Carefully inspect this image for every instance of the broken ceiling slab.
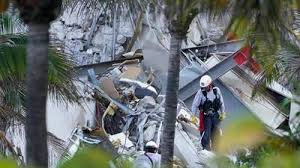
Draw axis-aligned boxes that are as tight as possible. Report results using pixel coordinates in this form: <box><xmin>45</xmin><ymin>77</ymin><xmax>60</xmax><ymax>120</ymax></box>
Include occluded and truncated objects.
<box><xmin>174</xmin><ymin>126</ymin><xmax>203</xmax><ymax>168</ymax></box>
<box><xmin>109</xmin><ymin>133</ymin><xmax>135</xmax><ymax>155</ymax></box>
<box><xmin>138</xmin><ymin>96</ymin><xmax>157</xmax><ymax>110</ymax></box>
<box><xmin>179</xmin><ymin>63</ymin><xmax>205</xmax><ymax>89</ymax></box>
<box><xmin>75</xmin><ymin>54</ymin><xmax>143</xmax><ymax>77</ymax></box>
<box><xmin>120</xmin><ymin>65</ymin><xmax>141</xmax><ymax>80</ymax></box>
<box><xmin>99</xmin><ymin>77</ymin><xmax>121</xmax><ymax>100</ymax></box>
<box><xmin>143</xmin><ymin>122</ymin><xmax>157</xmax><ymax>142</ymax></box>
<box><xmin>267</xmin><ymin>81</ymin><xmax>293</xmax><ymax>99</ymax></box>
<box><xmin>119</xmin><ymin>78</ymin><xmax>158</xmax><ymax>98</ymax></box>
<box><xmin>122</xmin><ymin>49</ymin><xmax>143</xmax><ymax>58</ymax></box>
<box><xmin>109</xmin><ymin>133</ymin><xmax>134</xmax><ymax>148</ymax></box>
<box><xmin>122</xmin><ymin>51</ymin><xmax>135</xmax><ymax>58</ymax></box>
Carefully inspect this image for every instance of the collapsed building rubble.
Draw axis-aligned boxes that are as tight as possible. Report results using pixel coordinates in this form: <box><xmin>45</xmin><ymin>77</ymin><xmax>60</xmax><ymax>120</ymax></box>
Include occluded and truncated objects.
<box><xmin>67</xmin><ymin>53</ymin><xmax>208</xmax><ymax>167</ymax></box>
<box><xmin>92</xmin><ymin>59</ymin><xmax>165</xmax><ymax>152</ymax></box>
<box><xmin>46</xmin><ymin>39</ymin><xmax>294</xmax><ymax>167</ymax></box>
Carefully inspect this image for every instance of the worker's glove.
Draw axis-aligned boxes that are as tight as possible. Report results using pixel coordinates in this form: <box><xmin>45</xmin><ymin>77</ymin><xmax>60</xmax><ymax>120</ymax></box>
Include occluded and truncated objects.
<box><xmin>219</xmin><ymin>112</ymin><xmax>226</xmax><ymax>121</ymax></box>
<box><xmin>191</xmin><ymin>116</ymin><xmax>199</xmax><ymax>125</ymax></box>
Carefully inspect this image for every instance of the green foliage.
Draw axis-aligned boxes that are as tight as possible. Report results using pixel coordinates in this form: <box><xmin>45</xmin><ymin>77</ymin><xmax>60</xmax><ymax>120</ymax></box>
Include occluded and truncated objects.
<box><xmin>198</xmin><ymin>0</ymin><xmax>300</xmax><ymax>96</ymax></box>
<box><xmin>113</xmin><ymin>155</ymin><xmax>134</xmax><ymax>168</ymax></box>
<box><xmin>0</xmin><ymin>159</ymin><xmax>18</xmax><ymax>168</ymax></box>
<box><xmin>216</xmin><ymin>116</ymin><xmax>266</xmax><ymax>154</ymax></box>
<box><xmin>47</xmin><ymin>47</ymin><xmax>79</xmax><ymax>104</ymax></box>
<box><xmin>216</xmin><ymin>98</ymin><xmax>300</xmax><ymax>167</ymax></box>
<box><xmin>60</xmin><ymin>148</ymin><xmax>113</xmax><ymax>168</ymax></box>
<box><xmin>213</xmin><ymin>155</ymin><xmax>237</xmax><ymax>168</ymax></box>
<box><xmin>0</xmin><ymin>13</ymin><xmax>79</xmax><ymax>121</ymax></box>
<box><xmin>211</xmin><ymin>116</ymin><xmax>300</xmax><ymax>168</ymax></box>
<box><xmin>0</xmin><ymin>11</ymin><xmax>26</xmax><ymax>34</ymax></box>
<box><xmin>277</xmin><ymin>43</ymin><xmax>300</xmax><ymax>92</ymax></box>
<box><xmin>259</xmin><ymin>151</ymin><xmax>300</xmax><ymax>168</ymax></box>
<box><xmin>0</xmin><ymin>34</ymin><xmax>79</xmax><ymax>116</ymax></box>
<box><xmin>164</xmin><ymin>0</ymin><xmax>199</xmax><ymax>36</ymax></box>
<box><xmin>230</xmin><ymin>133</ymin><xmax>300</xmax><ymax>168</ymax></box>
<box><xmin>58</xmin><ymin>146</ymin><xmax>134</xmax><ymax>168</ymax></box>
<box><xmin>63</xmin><ymin>0</ymin><xmax>152</xmax><ymax>18</ymax></box>
<box><xmin>0</xmin><ymin>148</ymin><xmax>133</xmax><ymax>168</ymax></box>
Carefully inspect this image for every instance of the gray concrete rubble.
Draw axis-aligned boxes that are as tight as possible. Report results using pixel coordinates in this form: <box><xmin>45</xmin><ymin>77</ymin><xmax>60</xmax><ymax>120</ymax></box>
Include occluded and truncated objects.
<box><xmin>51</xmin><ymin>42</ymin><xmax>293</xmax><ymax>167</ymax></box>
<box><xmin>50</xmin><ymin>4</ymin><xmax>135</xmax><ymax>65</ymax></box>
<box><xmin>78</xmin><ymin>40</ymin><xmax>294</xmax><ymax>167</ymax></box>
<box><xmin>74</xmin><ymin>56</ymin><xmax>216</xmax><ymax>168</ymax></box>
<box><xmin>50</xmin><ymin>2</ymin><xmax>230</xmax><ymax>66</ymax></box>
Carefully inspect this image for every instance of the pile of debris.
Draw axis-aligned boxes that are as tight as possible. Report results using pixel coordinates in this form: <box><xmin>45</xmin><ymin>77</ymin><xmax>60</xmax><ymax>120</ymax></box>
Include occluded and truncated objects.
<box><xmin>92</xmin><ymin>57</ymin><xmax>217</xmax><ymax>168</ymax></box>
<box><xmin>95</xmin><ymin>59</ymin><xmax>165</xmax><ymax>154</ymax></box>
<box><xmin>67</xmin><ymin>55</ymin><xmax>212</xmax><ymax>167</ymax></box>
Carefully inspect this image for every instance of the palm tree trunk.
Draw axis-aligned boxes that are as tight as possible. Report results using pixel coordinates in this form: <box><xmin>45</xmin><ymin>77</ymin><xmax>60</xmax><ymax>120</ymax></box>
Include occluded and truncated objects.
<box><xmin>25</xmin><ymin>23</ymin><xmax>50</xmax><ymax>167</ymax></box>
<box><xmin>161</xmin><ymin>32</ymin><xmax>183</xmax><ymax>167</ymax></box>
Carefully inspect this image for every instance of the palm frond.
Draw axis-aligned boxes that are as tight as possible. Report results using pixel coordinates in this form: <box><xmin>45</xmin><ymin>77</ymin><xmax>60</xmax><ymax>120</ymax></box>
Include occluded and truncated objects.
<box><xmin>252</xmin><ymin>41</ymin><xmax>300</xmax><ymax>97</ymax></box>
<box><xmin>0</xmin><ymin>12</ymin><xmax>26</xmax><ymax>34</ymax></box>
<box><xmin>277</xmin><ymin>43</ymin><xmax>300</xmax><ymax>92</ymax></box>
<box><xmin>48</xmin><ymin>46</ymin><xmax>80</xmax><ymax>104</ymax></box>
<box><xmin>63</xmin><ymin>0</ymin><xmax>151</xmax><ymax>16</ymax></box>
<box><xmin>0</xmin><ymin>34</ymin><xmax>79</xmax><ymax>122</ymax></box>
<box><xmin>163</xmin><ymin>0</ymin><xmax>199</xmax><ymax>35</ymax></box>
<box><xmin>197</xmin><ymin>0</ymin><xmax>300</xmax><ymax>97</ymax></box>
<box><xmin>0</xmin><ymin>130</ymin><xmax>21</xmax><ymax>161</ymax></box>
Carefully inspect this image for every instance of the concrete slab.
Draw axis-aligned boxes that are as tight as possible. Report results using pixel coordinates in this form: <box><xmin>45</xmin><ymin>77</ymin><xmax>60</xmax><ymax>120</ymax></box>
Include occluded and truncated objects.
<box><xmin>174</xmin><ymin>127</ymin><xmax>203</xmax><ymax>168</ymax></box>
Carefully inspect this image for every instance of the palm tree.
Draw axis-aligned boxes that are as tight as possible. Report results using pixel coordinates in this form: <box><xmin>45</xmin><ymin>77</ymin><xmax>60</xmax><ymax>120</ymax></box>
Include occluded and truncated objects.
<box><xmin>12</xmin><ymin>1</ymin><xmax>65</xmax><ymax>167</ymax></box>
<box><xmin>159</xmin><ymin>0</ymin><xmax>199</xmax><ymax>166</ymax></box>
<box><xmin>0</xmin><ymin>13</ymin><xmax>78</xmax><ymax>112</ymax></box>
<box><xmin>0</xmin><ymin>11</ymin><xmax>79</xmax><ymax>164</ymax></box>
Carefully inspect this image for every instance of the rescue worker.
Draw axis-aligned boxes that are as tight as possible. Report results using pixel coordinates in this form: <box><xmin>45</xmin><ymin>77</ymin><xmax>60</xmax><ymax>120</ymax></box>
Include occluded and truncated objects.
<box><xmin>134</xmin><ymin>141</ymin><xmax>161</xmax><ymax>168</ymax></box>
<box><xmin>191</xmin><ymin>75</ymin><xmax>225</xmax><ymax>151</ymax></box>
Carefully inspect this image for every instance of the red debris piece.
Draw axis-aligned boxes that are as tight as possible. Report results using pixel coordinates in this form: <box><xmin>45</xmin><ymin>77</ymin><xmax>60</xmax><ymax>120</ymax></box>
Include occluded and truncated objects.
<box><xmin>248</xmin><ymin>58</ymin><xmax>261</xmax><ymax>74</ymax></box>
<box><xmin>234</xmin><ymin>46</ymin><xmax>251</xmax><ymax>65</ymax></box>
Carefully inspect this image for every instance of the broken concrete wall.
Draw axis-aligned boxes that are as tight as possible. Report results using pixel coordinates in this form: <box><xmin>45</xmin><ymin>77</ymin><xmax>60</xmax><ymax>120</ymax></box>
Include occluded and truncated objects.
<box><xmin>50</xmin><ymin>4</ymin><xmax>134</xmax><ymax>65</ymax></box>
<box><xmin>51</xmin><ymin>2</ymin><xmax>228</xmax><ymax>68</ymax></box>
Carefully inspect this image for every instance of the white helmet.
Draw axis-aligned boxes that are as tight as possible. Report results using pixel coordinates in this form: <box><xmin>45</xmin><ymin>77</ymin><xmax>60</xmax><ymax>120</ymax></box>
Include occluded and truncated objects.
<box><xmin>145</xmin><ymin>141</ymin><xmax>158</xmax><ymax>149</ymax></box>
<box><xmin>199</xmin><ymin>75</ymin><xmax>212</xmax><ymax>88</ymax></box>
